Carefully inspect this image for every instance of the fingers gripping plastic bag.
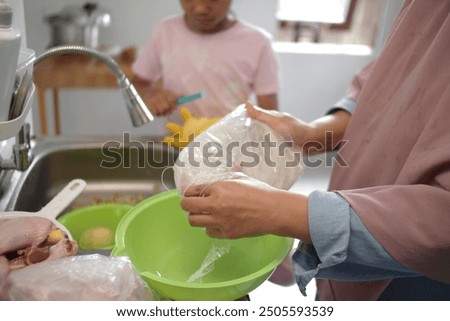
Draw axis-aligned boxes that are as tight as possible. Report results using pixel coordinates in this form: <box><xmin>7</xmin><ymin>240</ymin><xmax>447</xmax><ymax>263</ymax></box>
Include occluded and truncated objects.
<box><xmin>174</xmin><ymin>104</ymin><xmax>304</xmax><ymax>195</ymax></box>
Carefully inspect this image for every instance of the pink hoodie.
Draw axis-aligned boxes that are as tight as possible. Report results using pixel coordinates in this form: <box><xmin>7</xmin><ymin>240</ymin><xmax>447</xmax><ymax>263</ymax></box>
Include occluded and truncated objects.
<box><xmin>317</xmin><ymin>0</ymin><xmax>450</xmax><ymax>300</ymax></box>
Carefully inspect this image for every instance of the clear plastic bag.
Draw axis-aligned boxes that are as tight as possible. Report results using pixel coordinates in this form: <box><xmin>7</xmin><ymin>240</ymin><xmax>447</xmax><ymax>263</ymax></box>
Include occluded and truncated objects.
<box><xmin>174</xmin><ymin>104</ymin><xmax>303</xmax><ymax>195</ymax></box>
<box><xmin>187</xmin><ymin>242</ymin><xmax>231</xmax><ymax>283</ymax></box>
<box><xmin>6</xmin><ymin>254</ymin><xmax>155</xmax><ymax>300</ymax></box>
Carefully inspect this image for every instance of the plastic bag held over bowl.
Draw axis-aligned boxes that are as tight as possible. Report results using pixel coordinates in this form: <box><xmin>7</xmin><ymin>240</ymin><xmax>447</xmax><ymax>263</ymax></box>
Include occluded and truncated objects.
<box><xmin>6</xmin><ymin>254</ymin><xmax>155</xmax><ymax>300</ymax></box>
<box><xmin>173</xmin><ymin>104</ymin><xmax>304</xmax><ymax>195</ymax></box>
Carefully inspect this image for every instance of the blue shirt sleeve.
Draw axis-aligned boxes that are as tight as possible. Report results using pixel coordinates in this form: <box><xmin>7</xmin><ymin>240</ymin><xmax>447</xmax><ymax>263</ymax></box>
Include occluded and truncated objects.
<box><xmin>292</xmin><ymin>191</ymin><xmax>420</xmax><ymax>296</ymax></box>
<box><xmin>327</xmin><ymin>97</ymin><xmax>357</xmax><ymax>115</ymax></box>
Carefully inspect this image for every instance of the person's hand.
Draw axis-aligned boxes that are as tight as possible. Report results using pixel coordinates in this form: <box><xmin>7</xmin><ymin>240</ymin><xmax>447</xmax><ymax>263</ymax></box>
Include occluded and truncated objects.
<box><xmin>131</xmin><ymin>76</ymin><xmax>177</xmax><ymax>116</ymax></box>
<box><xmin>180</xmin><ymin>177</ymin><xmax>311</xmax><ymax>242</ymax></box>
<box><xmin>181</xmin><ymin>177</ymin><xmax>280</xmax><ymax>239</ymax></box>
<box><xmin>245</xmin><ymin>102</ymin><xmax>318</xmax><ymax>151</ymax></box>
<box><xmin>146</xmin><ymin>90</ymin><xmax>179</xmax><ymax>116</ymax></box>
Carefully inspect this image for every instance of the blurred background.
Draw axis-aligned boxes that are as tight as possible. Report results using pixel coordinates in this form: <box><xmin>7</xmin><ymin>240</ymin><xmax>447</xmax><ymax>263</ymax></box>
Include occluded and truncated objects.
<box><xmin>23</xmin><ymin>0</ymin><xmax>403</xmax><ymax>137</ymax></box>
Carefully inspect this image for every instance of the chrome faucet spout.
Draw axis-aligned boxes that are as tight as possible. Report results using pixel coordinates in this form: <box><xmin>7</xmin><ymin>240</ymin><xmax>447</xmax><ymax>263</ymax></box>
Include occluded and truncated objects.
<box><xmin>34</xmin><ymin>45</ymin><xmax>154</xmax><ymax>127</ymax></box>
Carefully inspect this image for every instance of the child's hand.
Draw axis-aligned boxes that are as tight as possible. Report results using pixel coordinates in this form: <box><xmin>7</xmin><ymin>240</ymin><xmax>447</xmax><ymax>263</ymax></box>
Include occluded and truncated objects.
<box><xmin>146</xmin><ymin>90</ymin><xmax>179</xmax><ymax>116</ymax></box>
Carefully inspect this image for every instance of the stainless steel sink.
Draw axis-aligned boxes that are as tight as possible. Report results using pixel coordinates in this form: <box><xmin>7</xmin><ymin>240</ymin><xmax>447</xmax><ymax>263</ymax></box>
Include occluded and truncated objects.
<box><xmin>2</xmin><ymin>136</ymin><xmax>178</xmax><ymax>215</ymax></box>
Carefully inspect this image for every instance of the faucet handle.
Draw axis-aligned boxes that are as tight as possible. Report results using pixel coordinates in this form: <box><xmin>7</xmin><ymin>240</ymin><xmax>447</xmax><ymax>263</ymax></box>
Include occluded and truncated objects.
<box><xmin>12</xmin><ymin>123</ymin><xmax>33</xmax><ymax>171</ymax></box>
<box><xmin>16</xmin><ymin>122</ymin><xmax>31</xmax><ymax>145</ymax></box>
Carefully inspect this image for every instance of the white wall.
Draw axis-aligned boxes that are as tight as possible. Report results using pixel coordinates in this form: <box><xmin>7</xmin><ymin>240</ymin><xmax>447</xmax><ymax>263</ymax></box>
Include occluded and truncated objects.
<box><xmin>23</xmin><ymin>0</ymin><xmax>403</xmax><ymax>137</ymax></box>
<box><xmin>276</xmin><ymin>45</ymin><xmax>373</xmax><ymax>121</ymax></box>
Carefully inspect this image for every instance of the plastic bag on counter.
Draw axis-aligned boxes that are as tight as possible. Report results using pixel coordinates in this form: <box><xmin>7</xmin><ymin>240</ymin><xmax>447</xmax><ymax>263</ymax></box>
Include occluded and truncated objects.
<box><xmin>6</xmin><ymin>254</ymin><xmax>155</xmax><ymax>300</ymax></box>
<box><xmin>174</xmin><ymin>104</ymin><xmax>304</xmax><ymax>195</ymax></box>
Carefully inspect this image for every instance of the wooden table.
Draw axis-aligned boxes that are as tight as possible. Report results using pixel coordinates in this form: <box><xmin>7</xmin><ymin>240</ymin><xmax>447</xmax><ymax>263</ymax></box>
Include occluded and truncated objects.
<box><xmin>33</xmin><ymin>55</ymin><xmax>133</xmax><ymax>136</ymax></box>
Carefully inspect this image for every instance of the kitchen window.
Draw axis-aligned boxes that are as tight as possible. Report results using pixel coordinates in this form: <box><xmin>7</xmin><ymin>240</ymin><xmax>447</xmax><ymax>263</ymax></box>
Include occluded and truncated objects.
<box><xmin>276</xmin><ymin>0</ymin><xmax>383</xmax><ymax>48</ymax></box>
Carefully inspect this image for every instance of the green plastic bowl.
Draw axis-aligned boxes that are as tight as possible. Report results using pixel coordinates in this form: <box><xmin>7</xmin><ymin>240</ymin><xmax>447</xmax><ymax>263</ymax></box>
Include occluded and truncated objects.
<box><xmin>58</xmin><ymin>203</ymin><xmax>133</xmax><ymax>250</ymax></box>
<box><xmin>112</xmin><ymin>189</ymin><xmax>294</xmax><ymax>301</ymax></box>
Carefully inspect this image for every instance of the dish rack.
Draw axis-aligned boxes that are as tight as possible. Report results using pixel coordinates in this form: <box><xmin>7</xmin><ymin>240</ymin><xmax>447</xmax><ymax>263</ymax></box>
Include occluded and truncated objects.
<box><xmin>0</xmin><ymin>48</ymin><xmax>35</xmax><ymax>141</ymax></box>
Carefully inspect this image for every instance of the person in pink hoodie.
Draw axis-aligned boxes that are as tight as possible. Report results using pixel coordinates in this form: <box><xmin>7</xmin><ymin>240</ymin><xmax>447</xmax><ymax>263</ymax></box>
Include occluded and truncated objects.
<box><xmin>181</xmin><ymin>0</ymin><xmax>450</xmax><ymax>300</ymax></box>
<box><xmin>132</xmin><ymin>0</ymin><xmax>279</xmax><ymax>121</ymax></box>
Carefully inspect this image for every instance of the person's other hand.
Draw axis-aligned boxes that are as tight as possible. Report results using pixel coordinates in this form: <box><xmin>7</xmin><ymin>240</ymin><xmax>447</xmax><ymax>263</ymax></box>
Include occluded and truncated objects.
<box><xmin>146</xmin><ymin>90</ymin><xmax>179</xmax><ymax>116</ymax></box>
<box><xmin>181</xmin><ymin>177</ymin><xmax>279</xmax><ymax>239</ymax></box>
<box><xmin>181</xmin><ymin>177</ymin><xmax>310</xmax><ymax>242</ymax></box>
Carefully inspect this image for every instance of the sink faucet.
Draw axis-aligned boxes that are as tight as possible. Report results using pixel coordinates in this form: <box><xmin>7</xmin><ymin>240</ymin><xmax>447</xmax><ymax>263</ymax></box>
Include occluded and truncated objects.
<box><xmin>11</xmin><ymin>123</ymin><xmax>33</xmax><ymax>171</ymax></box>
<box><xmin>0</xmin><ymin>45</ymin><xmax>154</xmax><ymax>171</ymax></box>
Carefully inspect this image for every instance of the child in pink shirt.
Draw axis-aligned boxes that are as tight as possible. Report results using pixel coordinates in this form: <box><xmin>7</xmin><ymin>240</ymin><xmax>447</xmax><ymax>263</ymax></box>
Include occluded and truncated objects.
<box><xmin>132</xmin><ymin>0</ymin><xmax>279</xmax><ymax>121</ymax></box>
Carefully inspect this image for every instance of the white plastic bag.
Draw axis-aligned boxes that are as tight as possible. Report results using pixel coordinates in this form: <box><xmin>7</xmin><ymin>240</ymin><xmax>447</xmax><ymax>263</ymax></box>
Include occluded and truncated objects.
<box><xmin>174</xmin><ymin>104</ymin><xmax>303</xmax><ymax>195</ymax></box>
<box><xmin>6</xmin><ymin>254</ymin><xmax>154</xmax><ymax>300</ymax></box>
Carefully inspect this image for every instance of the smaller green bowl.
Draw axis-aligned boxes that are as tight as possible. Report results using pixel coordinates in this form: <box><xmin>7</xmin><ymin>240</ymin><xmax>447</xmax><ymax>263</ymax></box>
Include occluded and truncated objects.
<box><xmin>58</xmin><ymin>204</ymin><xmax>133</xmax><ymax>250</ymax></box>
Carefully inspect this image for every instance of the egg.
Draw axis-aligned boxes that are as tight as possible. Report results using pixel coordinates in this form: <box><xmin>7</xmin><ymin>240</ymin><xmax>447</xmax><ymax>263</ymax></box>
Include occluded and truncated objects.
<box><xmin>79</xmin><ymin>226</ymin><xmax>114</xmax><ymax>249</ymax></box>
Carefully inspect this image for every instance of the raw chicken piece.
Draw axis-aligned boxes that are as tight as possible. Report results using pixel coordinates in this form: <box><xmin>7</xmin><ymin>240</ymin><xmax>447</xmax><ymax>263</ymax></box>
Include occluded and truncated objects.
<box><xmin>48</xmin><ymin>238</ymin><xmax>78</xmax><ymax>261</ymax></box>
<box><xmin>0</xmin><ymin>216</ymin><xmax>78</xmax><ymax>270</ymax></box>
<box><xmin>0</xmin><ymin>217</ymin><xmax>52</xmax><ymax>254</ymax></box>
